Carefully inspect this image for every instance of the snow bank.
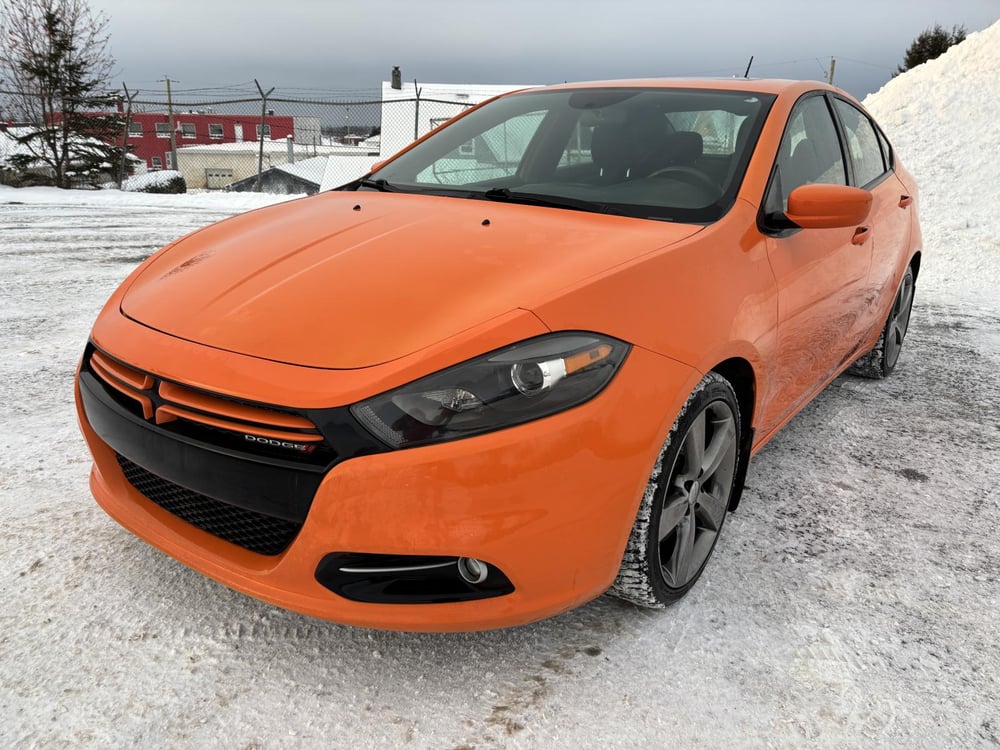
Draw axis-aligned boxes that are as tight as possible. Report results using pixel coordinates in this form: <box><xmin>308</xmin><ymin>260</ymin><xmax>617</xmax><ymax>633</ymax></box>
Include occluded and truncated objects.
<box><xmin>0</xmin><ymin>183</ymin><xmax>296</xmax><ymax>212</ymax></box>
<box><xmin>864</xmin><ymin>20</ymin><xmax>1000</xmax><ymax>307</ymax></box>
<box><xmin>122</xmin><ymin>169</ymin><xmax>184</xmax><ymax>193</ymax></box>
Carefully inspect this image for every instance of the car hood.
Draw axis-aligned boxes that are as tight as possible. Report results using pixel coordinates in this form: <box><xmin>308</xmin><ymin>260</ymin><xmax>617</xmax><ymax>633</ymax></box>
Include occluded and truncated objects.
<box><xmin>121</xmin><ymin>191</ymin><xmax>702</xmax><ymax>368</ymax></box>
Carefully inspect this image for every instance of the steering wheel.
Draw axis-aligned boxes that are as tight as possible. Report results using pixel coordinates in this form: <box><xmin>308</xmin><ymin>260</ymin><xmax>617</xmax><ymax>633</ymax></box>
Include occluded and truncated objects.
<box><xmin>647</xmin><ymin>166</ymin><xmax>720</xmax><ymax>195</ymax></box>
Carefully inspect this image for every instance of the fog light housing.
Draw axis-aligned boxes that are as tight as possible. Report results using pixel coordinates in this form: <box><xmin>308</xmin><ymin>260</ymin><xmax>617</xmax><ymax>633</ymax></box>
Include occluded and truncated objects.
<box><xmin>315</xmin><ymin>553</ymin><xmax>514</xmax><ymax>604</ymax></box>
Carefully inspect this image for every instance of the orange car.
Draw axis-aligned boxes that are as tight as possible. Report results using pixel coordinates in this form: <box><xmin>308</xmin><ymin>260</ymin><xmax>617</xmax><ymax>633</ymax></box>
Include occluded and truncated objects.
<box><xmin>76</xmin><ymin>79</ymin><xmax>920</xmax><ymax>631</ymax></box>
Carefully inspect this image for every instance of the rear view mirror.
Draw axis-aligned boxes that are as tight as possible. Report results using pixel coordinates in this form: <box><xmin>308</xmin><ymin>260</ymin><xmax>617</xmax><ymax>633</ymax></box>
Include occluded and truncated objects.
<box><xmin>785</xmin><ymin>184</ymin><xmax>872</xmax><ymax>229</ymax></box>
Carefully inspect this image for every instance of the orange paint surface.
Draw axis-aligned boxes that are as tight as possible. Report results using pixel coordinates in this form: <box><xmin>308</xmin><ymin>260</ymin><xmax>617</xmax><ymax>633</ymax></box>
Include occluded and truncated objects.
<box><xmin>76</xmin><ymin>78</ymin><xmax>921</xmax><ymax>630</ymax></box>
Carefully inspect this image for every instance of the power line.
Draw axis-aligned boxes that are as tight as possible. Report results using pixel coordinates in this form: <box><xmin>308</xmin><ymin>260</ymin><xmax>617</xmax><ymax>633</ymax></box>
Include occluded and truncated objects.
<box><xmin>834</xmin><ymin>56</ymin><xmax>895</xmax><ymax>70</ymax></box>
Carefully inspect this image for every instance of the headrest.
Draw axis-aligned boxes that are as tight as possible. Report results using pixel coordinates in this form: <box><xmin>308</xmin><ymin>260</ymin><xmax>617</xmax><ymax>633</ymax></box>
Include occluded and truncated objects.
<box><xmin>662</xmin><ymin>131</ymin><xmax>703</xmax><ymax>164</ymax></box>
<box><xmin>591</xmin><ymin>123</ymin><xmax>633</xmax><ymax>174</ymax></box>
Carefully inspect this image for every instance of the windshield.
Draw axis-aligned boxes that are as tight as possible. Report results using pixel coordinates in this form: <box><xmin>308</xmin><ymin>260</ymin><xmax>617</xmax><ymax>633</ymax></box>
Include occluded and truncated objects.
<box><xmin>358</xmin><ymin>87</ymin><xmax>775</xmax><ymax>223</ymax></box>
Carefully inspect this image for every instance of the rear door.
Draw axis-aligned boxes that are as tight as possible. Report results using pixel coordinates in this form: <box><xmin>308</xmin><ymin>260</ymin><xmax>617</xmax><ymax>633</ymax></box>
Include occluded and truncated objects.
<box><xmin>831</xmin><ymin>97</ymin><xmax>912</xmax><ymax>338</ymax></box>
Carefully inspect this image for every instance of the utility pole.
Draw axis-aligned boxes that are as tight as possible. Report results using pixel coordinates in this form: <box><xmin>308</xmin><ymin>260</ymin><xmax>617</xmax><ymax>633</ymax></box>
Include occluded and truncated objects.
<box><xmin>827</xmin><ymin>57</ymin><xmax>837</xmax><ymax>86</ymax></box>
<box><xmin>159</xmin><ymin>76</ymin><xmax>179</xmax><ymax>171</ymax></box>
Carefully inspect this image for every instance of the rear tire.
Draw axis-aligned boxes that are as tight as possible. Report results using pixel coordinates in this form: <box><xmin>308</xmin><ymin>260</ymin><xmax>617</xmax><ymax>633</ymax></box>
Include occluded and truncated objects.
<box><xmin>610</xmin><ymin>372</ymin><xmax>741</xmax><ymax>608</ymax></box>
<box><xmin>850</xmin><ymin>265</ymin><xmax>915</xmax><ymax>379</ymax></box>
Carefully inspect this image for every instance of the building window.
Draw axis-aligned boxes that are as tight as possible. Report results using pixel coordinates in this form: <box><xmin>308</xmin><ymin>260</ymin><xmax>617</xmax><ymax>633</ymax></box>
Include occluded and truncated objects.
<box><xmin>165</xmin><ymin>152</ymin><xmax>174</xmax><ymax>170</ymax></box>
<box><xmin>256</xmin><ymin>124</ymin><xmax>271</xmax><ymax>139</ymax></box>
<box><xmin>155</xmin><ymin>122</ymin><xmax>170</xmax><ymax>138</ymax></box>
<box><xmin>209</xmin><ymin>123</ymin><xmax>224</xmax><ymax>139</ymax></box>
<box><xmin>128</xmin><ymin>122</ymin><xmax>143</xmax><ymax>136</ymax></box>
<box><xmin>150</xmin><ymin>156</ymin><xmax>162</xmax><ymax>170</ymax></box>
<box><xmin>180</xmin><ymin>123</ymin><xmax>196</xmax><ymax>139</ymax></box>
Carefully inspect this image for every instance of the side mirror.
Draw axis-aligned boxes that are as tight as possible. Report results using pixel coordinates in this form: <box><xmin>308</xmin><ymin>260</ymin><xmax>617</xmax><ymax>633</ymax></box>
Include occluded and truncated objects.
<box><xmin>785</xmin><ymin>183</ymin><xmax>872</xmax><ymax>229</ymax></box>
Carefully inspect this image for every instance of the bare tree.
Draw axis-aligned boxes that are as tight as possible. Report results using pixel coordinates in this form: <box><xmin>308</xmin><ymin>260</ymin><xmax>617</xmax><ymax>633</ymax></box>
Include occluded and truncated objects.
<box><xmin>0</xmin><ymin>0</ymin><xmax>121</xmax><ymax>187</ymax></box>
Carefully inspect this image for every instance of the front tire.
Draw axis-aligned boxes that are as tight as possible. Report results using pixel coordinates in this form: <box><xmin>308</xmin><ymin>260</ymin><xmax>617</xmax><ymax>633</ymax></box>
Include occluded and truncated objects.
<box><xmin>610</xmin><ymin>372</ymin><xmax>741</xmax><ymax>608</ymax></box>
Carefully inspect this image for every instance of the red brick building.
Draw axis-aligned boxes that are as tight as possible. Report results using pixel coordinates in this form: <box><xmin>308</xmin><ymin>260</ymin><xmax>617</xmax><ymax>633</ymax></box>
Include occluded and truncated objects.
<box><xmin>125</xmin><ymin>112</ymin><xmax>297</xmax><ymax>170</ymax></box>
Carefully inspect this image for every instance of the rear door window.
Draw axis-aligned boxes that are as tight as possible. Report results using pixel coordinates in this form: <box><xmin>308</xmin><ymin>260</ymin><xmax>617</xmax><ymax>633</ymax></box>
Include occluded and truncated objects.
<box><xmin>832</xmin><ymin>99</ymin><xmax>889</xmax><ymax>187</ymax></box>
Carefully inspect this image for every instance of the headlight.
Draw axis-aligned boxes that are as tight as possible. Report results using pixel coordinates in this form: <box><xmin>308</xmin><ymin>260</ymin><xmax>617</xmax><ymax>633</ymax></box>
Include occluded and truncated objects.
<box><xmin>351</xmin><ymin>333</ymin><xmax>630</xmax><ymax>449</ymax></box>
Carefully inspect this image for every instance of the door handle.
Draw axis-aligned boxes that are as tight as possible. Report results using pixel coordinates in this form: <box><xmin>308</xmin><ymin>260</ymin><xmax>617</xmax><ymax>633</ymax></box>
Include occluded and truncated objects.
<box><xmin>899</xmin><ymin>195</ymin><xmax>913</xmax><ymax>208</ymax></box>
<box><xmin>852</xmin><ymin>226</ymin><xmax>870</xmax><ymax>246</ymax></box>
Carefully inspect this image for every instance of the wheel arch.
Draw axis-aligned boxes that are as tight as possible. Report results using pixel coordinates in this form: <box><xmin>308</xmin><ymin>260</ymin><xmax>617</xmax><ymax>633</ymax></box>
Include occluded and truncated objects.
<box><xmin>710</xmin><ymin>357</ymin><xmax>756</xmax><ymax>511</ymax></box>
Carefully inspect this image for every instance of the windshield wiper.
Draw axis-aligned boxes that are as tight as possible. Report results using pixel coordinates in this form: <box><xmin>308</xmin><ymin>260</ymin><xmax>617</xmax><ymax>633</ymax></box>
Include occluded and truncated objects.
<box><xmin>352</xmin><ymin>177</ymin><xmax>398</xmax><ymax>192</ymax></box>
<box><xmin>480</xmin><ymin>187</ymin><xmax>621</xmax><ymax>215</ymax></box>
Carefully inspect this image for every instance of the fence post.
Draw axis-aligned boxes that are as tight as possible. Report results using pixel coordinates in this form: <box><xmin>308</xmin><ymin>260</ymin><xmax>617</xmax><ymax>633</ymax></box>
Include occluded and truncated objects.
<box><xmin>254</xmin><ymin>78</ymin><xmax>275</xmax><ymax>192</ymax></box>
<box><xmin>413</xmin><ymin>79</ymin><xmax>422</xmax><ymax>141</ymax></box>
<box><xmin>118</xmin><ymin>83</ymin><xmax>136</xmax><ymax>188</ymax></box>
<box><xmin>159</xmin><ymin>76</ymin><xmax>179</xmax><ymax>171</ymax></box>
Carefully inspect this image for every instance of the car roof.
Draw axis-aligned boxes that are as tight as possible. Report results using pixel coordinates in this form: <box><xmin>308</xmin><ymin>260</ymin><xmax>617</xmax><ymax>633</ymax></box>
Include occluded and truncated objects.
<box><xmin>517</xmin><ymin>78</ymin><xmax>840</xmax><ymax>99</ymax></box>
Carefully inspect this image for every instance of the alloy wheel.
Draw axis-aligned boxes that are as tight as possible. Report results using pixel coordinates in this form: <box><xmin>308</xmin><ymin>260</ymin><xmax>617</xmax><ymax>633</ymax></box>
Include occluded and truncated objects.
<box><xmin>657</xmin><ymin>400</ymin><xmax>738</xmax><ymax>590</ymax></box>
<box><xmin>884</xmin><ymin>270</ymin><xmax>915</xmax><ymax>370</ymax></box>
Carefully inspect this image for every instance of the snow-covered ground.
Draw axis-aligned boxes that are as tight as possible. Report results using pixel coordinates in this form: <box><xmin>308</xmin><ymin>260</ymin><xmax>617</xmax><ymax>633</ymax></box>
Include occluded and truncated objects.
<box><xmin>3</xmin><ymin>23</ymin><xmax>1000</xmax><ymax>750</ymax></box>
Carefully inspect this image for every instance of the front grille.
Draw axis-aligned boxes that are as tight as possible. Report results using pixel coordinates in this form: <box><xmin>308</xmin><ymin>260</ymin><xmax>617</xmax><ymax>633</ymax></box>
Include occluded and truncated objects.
<box><xmin>86</xmin><ymin>347</ymin><xmax>332</xmax><ymax>466</ymax></box>
<box><xmin>116</xmin><ymin>454</ymin><xmax>301</xmax><ymax>556</ymax></box>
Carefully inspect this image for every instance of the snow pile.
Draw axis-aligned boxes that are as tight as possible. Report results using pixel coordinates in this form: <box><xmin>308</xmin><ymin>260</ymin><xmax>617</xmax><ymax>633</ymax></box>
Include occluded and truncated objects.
<box><xmin>122</xmin><ymin>169</ymin><xmax>185</xmax><ymax>193</ymax></box>
<box><xmin>275</xmin><ymin>155</ymin><xmax>329</xmax><ymax>184</ymax></box>
<box><xmin>0</xmin><ymin>183</ymin><xmax>296</xmax><ymax>211</ymax></box>
<box><xmin>864</xmin><ymin>20</ymin><xmax>1000</xmax><ymax>306</ymax></box>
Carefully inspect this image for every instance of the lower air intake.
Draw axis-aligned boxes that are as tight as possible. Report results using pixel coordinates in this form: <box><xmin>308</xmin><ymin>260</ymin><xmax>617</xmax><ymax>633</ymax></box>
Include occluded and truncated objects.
<box><xmin>115</xmin><ymin>454</ymin><xmax>301</xmax><ymax>556</ymax></box>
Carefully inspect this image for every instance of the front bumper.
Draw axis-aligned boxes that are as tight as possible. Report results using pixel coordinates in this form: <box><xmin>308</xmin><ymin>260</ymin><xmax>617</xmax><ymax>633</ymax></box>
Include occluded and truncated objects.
<box><xmin>76</xmin><ymin>326</ymin><xmax>698</xmax><ymax>631</ymax></box>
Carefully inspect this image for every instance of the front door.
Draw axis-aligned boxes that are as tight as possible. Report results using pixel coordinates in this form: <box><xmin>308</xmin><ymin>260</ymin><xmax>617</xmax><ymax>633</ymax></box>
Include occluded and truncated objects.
<box><xmin>759</xmin><ymin>93</ymin><xmax>873</xmax><ymax>435</ymax></box>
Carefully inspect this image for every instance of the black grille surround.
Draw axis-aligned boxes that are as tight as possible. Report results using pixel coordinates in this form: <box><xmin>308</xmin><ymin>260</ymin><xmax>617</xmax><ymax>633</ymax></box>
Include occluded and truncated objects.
<box><xmin>116</xmin><ymin>454</ymin><xmax>301</xmax><ymax>555</ymax></box>
<box><xmin>79</xmin><ymin>342</ymin><xmax>389</xmax><ymax>556</ymax></box>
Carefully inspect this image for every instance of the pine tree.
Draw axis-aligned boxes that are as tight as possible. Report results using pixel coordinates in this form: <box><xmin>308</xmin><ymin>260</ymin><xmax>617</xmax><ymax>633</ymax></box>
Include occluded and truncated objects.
<box><xmin>0</xmin><ymin>0</ymin><xmax>122</xmax><ymax>187</ymax></box>
<box><xmin>898</xmin><ymin>25</ymin><xmax>968</xmax><ymax>74</ymax></box>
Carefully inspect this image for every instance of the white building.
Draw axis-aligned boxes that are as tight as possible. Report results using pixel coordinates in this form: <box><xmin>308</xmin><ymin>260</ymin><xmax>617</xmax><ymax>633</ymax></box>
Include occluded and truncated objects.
<box><xmin>377</xmin><ymin>81</ymin><xmax>535</xmax><ymax>162</ymax></box>
<box><xmin>177</xmin><ymin>138</ymin><xmax>377</xmax><ymax>189</ymax></box>
<box><xmin>318</xmin><ymin>81</ymin><xmax>535</xmax><ymax>191</ymax></box>
<box><xmin>169</xmin><ymin>80</ymin><xmax>537</xmax><ymax>192</ymax></box>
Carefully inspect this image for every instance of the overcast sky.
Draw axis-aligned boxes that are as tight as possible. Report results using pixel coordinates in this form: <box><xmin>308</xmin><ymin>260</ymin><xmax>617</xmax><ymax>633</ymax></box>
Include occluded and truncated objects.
<box><xmin>89</xmin><ymin>0</ymin><xmax>998</xmax><ymax>99</ymax></box>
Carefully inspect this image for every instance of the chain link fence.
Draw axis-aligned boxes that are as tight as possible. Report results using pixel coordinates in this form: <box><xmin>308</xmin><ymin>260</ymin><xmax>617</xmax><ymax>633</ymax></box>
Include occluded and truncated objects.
<box><xmin>1</xmin><ymin>84</ymin><xmax>481</xmax><ymax>192</ymax></box>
